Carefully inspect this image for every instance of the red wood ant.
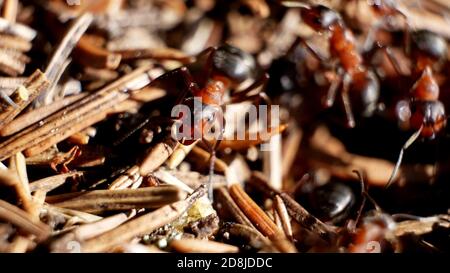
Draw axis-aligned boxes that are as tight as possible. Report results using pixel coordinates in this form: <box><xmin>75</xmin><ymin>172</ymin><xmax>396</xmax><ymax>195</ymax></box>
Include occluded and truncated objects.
<box><xmin>356</xmin><ymin>0</ymin><xmax>411</xmax><ymax>52</ymax></box>
<box><xmin>283</xmin><ymin>3</ymin><xmax>380</xmax><ymax>128</ymax></box>
<box><xmin>151</xmin><ymin>44</ymin><xmax>273</xmax><ymax>198</ymax></box>
<box><xmin>385</xmin><ymin>30</ymin><xmax>448</xmax><ymax>187</ymax></box>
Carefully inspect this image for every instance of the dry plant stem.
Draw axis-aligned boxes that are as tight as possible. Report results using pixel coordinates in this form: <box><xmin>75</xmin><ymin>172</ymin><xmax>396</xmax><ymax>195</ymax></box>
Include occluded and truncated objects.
<box><xmin>0</xmin><ymin>65</ymin><xmax>151</xmax><ymax>160</ymax></box>
<box><xmin>117</xmin><ymin>47</ymin><xmax>194</xmax><ymax>64</ymax></box>
<box><xmin>0</xmin><ymin>199</ymin><xmax>50</xmax><ymax>240</ymax></box>
<box><xmin>0</xmin><ymin>48</ymin><xmax>30</xmax><ymax>63</ymax></box>
<box><xmin>229</xmin><ymin>184</ymin><xmax>281</xmax><ymax>238</ymax></box>
<box><xmin>0</xmin><ymin>70</ymin><xmax>49</xmax><ymax>127</ymax></box>
<box><xmin>129</xmin><ymin>87</ymin><xmax>166</xmax><ymax>103</ymax></box>
<box><xmin>74</xmin><ymin>213</ymin><xmax>130</xmax><ymax>241</ymax></box>
<box><xmin>394</xmin><ymin>215</ymin><xmax>450</xmax><ymax>237</ymax></box>
<box><xmin>9</xmin><ymin>153</ymin><xmax>41</xmax><ymax>220</ymax></box>
<box><xmin>270</xmin><ymin>233</ymin><xmax>297</xmax><ymax>253</ymax></box>
<box><xmin>82</xmin><ymin>67</ymin><xmax>118</xmax><ymax>81</ymax></box>
<box><xmin>170</xmin><ymin>238</ymin><xmax>239</xmax><ymax>253</ymax></box>
<box><xmin>190</xmin><ymin>145</ymin><xmax>228</xmax><ymax>172</ymax></box>
<box><xmin>0</xmin><ymin>94</ymin><xmax>86</xmax><ymax>136</ymax></box>
<box><xmin>152</xmin><ymin>169</ymin><xmax>194</xmax><ymax>193</ymax></box>
<box><xmin>74</xmin><ymin>36</ymin><xmax>122</xmax><ymax>69</ymax></box>
<box><xmin>81</xmin><ymin>184</ymin><xmax>207</xmax><ymax>252</ymax></box>
<box><xmin>248</xmin><ymin>171</ymin><xmax>280</xmax><ymax>198</ymax></box>
<box><xmin>217</xmin><ymin>124</ymin><xmax>287</xmax><ymax>150</ymax></box>
<box><xmin>47</xmin><ymin>186</ymin><xmax>187</xmax><ymax>213</ymax></box>
<box><xmin>45</xmin><ymin>205</ymin><xmax>102</xmax><ymax>223</ymax></box>
<box><xmin>38</xmin><ymin>13</ymin><xmax>93</xmax><ymax>105</ymax></box>
<box><xmin>67</xmin><ymin>132</ymin><xmax>90</xmax><ymax>145</ymax></box>
<box><xmin>273</xmin><ymin>195</ymin><xmax>293</xmax><ymax>240</ymax></box>
<box><xmin>0</xmin><ymin>34</ymin><xmax>31</xmax><ymax>51</ymax></box>
<box><xmin>167</xmin><ymin>141</ymin><xmax>199</xmax><ymax>169</ymax></box>
<box><xmin>215</xmin><ymin>187</ymin><xmax>255</xmax><ymax>228</ymax></box>
<box><xmin>223</xmin><ymin>223</ymin><xmax>271</xmax><ymax>249</ymax></box>
<box><xmin>50</xmin><ymin>213</ymin><xmax>129</xmax><ymax>252</ymax></box>
<box><xmin>282</xmin><ymin>124</ymin><xmax>302</xmax><ymax>178</ymax></box>
<box><xmin>280</xmin><ymin>193</ymin><xmax>336</xmax><ymax>242</ymax></box>
<box><xmin>2</xmin><ymin>0</ymin><xmax>18</xmax><ymax>22</ymax></box>
<box><xmin>109</xmin><ymin>165</ymin><xmax>140</xmax><ymax>190</ymax></box>
<box><xmin>0</xmin><ymin>50</ymin><xmax>26</xmax><ymax>76</ymax></box>
<box><xmin>248</xmin><ymin>171</ymin><xmax>335</xmax><ymax>242</ymax></box>
<box><xmin>24</xmin><ymin>92</ymin><xmax>127</xmax><ymax>156</ymax></box>
<box><xmin>0</xmin><ymin>17</ymin><xmax>36</xmax><ymax>41</ymax></box>
<box><xmin>139</xmin><ymin>137</ymin><xmax>179</xmax><ymax>175</ymax></box>
<box><xmin>0</xmin><ymin>170</ymin><xmax>35</xmax><ymax>216</ymax></box>
<box><xmin>29</xmin><ymin>171</ymin><xmax>83</xmax><ymax>192</ymax></box>
<box><xmin>0</xmin><ymin>76</ymin><xmax>25</xmax><ymax>89</ymax></box>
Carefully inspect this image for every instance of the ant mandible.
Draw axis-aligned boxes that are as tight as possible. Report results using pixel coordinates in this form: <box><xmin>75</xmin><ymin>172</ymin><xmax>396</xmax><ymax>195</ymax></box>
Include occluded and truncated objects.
<box><xmin>283</xmin><ymin>3</ymin><xmax>380</xmax><ymax>128</ymax></box>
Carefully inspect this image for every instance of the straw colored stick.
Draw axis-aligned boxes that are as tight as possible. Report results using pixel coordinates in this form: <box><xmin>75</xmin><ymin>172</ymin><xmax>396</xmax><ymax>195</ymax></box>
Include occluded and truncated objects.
<box><xmin>81</xmin><ymin>185</ymin><xmax>207</xmax><ymax>252</ymax></box>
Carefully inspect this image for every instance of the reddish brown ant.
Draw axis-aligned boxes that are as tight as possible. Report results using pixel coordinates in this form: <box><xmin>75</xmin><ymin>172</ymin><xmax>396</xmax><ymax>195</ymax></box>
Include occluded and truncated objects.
<box><xmin>382</xmin><ymin>30</ymin><xmax>448</xmax><ymax>187</ymax></box>
<box><xmin>148</xmin><ymin>44</ymin><xmax>274</xmax><ymax>198</ymax></box>
<box><xmin>283</xmin><ymin>3</ymin><xmax>380</xmax><ymax>128</ymax></box>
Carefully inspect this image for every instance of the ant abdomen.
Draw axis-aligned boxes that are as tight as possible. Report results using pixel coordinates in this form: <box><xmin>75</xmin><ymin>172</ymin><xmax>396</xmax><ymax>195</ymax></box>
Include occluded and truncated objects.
<box><xmin>411</xmin><ymin>30</ymin><xmax>448</xmax><ymax>61</ymax></box>
<box><xmin>350</xmin><ymin>70</ymin><xmax>380</xmax><ymax>117</ymax></box>
<box><xmin>411</xmin><ymin>30</ymin><xmax>448</xmax><ymax>72</ymax></box>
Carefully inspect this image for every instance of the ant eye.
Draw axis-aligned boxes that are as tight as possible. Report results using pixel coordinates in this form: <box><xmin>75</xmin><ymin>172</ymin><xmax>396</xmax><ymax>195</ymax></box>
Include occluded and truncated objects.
<box><xmin>314</xmin><ymin>17</ymin><xmax>321</xmax><ymax>25</ymax></box>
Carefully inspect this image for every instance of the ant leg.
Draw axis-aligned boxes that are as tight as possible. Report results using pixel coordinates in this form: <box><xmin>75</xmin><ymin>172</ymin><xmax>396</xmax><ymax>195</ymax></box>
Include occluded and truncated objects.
<box><xmin>175</xmin><ymin>67</ymin><xmax>202</xmax><ymax>104</ymax></box>
<box><xmin>118</xmin><ymin>67</ymin><xmax>199</xmax><ymax>145</ymax></box>
<box><xmin>301</xmin><ymin>39</ymin><xmax>328</xmax><ymax>63</ymax></box>
<box><xmin>362</xmin><ymin>20</ymin><xmax>382</xmax><ymax>53</ymax></box>
<box><xmin>376</xmin><ymin>44</ymin><xmax>406</xmax><ymax>76</ymax></box>
<box><xmin>341</xmin><ymin>73</ymin><xmax>356</xmax><ymax>128</ymax></box>
<box><xmin>197</xmin><ymin>47</ymin><xmax>217</xmax><ymax>87</ymax></box>
<box><xmin>288</xmin><ymin>37</ymin><xmax>328</xmax><ymax>63</ymax></box>
<box><xmin>324</xmin><ymin>72</ymin><xmax>342</xmax><ymax>108</ymax></box>
<box><xmin>385</xmin><ymin>125</ymin><xmax>423</xmax><ymax>188</ymax></box>
<box><xmin>353</xmin><ymin>170</ymin><xmax>383</xmax><ymax>224</ymax></box>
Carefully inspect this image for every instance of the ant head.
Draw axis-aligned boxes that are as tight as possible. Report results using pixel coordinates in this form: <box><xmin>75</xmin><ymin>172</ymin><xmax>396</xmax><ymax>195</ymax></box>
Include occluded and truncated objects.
<box><xmin>211</xmin><ymin>44</ymin><xmax>258</xmax><ymax>84</ymax></box>
<box><xmin>173</xmin><ymin>97</ymin><xmax>225</xmax><ymax>145</ymax></box>
<box><xmin>300</xmin><ymin>5</ymin><xmax>341</xmax><ymax>31</ymax></box>
<box><xmin>410</xmin><ymin>100</ymin><xmax>446</xmax><ymax>139</ymax></box>
<box><xmin>411</xmin><ymin>30</ymin><xmax>448</xmax><ymax>62</ymax></box>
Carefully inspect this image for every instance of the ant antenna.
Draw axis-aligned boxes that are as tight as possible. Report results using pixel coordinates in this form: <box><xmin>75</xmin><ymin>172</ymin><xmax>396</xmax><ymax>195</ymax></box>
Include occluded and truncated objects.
<box><xmin>353</xmin><ymin>170</ymin><xmax>383</xmax><ymax>228</ymax></box>
<box><xmin>385</xmin><ymin>125</ymin><xmax>423</xmax><ymax>188</ymax></box>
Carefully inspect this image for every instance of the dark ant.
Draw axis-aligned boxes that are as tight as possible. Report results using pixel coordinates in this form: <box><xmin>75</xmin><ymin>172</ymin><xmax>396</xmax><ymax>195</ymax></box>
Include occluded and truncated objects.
<box><xmin>149</xmin><ymin>44</ymin><xmax>272</xmax><ymax>198</ymax></box>
<box><xmin>356</xmin><ymin>0</ymin><xmax>411</xmax><ymax>52</ymax></box>
<box><xmin>283</xmin><ymin>3</ymin><xmax>380</xmax><ymax>128</ymax></box>
<box><xmin>294</xmin><ymin>176</ymin><xmax>356</xmax><ymax>225</ymax></box>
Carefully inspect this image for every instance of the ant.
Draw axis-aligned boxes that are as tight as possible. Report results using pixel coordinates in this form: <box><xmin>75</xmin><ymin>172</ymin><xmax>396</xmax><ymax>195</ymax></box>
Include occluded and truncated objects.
<box><xmin>354</xmin><ymin>0</ymin><xmax>411</xmax><ymax>52</ymax></box>
<box><xmin>149</xmin><ymin>44</ymin><xmax>273</xmax><ymax>198</ymax></box>
<box><xmin>385</xmin><ymin>30</ymin><xmax>448</xmax><ymax>187</ymax></box>
<box><xmin>283</xmin><ymin>3</ymin><xmax>380</xmax><ymax>128</ymax></box>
